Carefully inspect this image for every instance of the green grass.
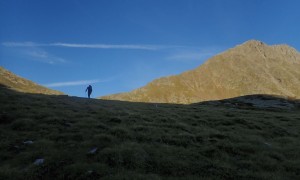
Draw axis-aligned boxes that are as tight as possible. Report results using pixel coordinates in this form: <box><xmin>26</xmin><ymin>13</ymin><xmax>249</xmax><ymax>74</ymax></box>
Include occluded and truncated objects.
<box><xmin>0</xmin><ymin>86</ymin><xmax>299</xmax><ymax>179</ymax></box>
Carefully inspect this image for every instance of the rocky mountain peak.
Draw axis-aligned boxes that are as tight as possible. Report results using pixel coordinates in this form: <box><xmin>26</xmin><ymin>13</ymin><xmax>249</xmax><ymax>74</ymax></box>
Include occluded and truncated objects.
<box><xmin>242</xmin><ymin>39</ymin><xmax>266</xmax><ymax>47</ymax></box>
<box><xmin>101</xmin><ymin>40</ymin><xmax>300</xmax><ymax>104</ymax></box>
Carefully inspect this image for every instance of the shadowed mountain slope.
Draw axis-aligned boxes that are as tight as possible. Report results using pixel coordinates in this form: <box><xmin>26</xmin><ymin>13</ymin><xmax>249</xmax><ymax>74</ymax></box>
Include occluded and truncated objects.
<box><xmin>0</xmin><ymin>85</ymin><xmax>300</xmax><ymax>179</ymax></box>
<box><xmin>0</xmin><ymin>66</ymin><xmax>64</xmax><ymax>95</ymax></box>
<box><xmin>101</xmin><ymin>40</ymin><xmax>300</xmax><ymax>104</ymax></box>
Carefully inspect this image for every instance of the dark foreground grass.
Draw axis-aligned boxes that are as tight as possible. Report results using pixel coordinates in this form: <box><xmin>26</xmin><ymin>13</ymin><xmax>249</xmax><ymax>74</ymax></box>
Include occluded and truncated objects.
<box><xmin>0</xmin><ymin>86</ymin><xmax>300</xmax><ymax>179</ymax></box>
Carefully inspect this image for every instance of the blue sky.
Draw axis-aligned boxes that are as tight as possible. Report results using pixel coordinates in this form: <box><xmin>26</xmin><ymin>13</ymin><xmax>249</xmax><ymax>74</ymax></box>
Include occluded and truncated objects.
<box><xmin>1</xmin><ymin>0</ymin><xmax>300</xmax><ymax>97</ymax></box>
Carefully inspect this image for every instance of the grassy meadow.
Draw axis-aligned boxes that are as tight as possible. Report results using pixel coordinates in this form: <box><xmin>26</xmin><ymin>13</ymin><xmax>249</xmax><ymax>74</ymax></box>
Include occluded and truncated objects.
<box><xmin>0</xmin><ymin>86</ymin><xmax>300</xmax><ymax>179</ymax></box>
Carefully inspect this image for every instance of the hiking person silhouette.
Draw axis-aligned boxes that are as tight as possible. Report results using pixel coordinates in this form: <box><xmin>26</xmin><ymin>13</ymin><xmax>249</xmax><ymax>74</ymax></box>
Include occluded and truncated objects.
<box><xmin>86</xmin><ymin>85</ymin><xmax>92</xmax><ymax>98</ymax></box>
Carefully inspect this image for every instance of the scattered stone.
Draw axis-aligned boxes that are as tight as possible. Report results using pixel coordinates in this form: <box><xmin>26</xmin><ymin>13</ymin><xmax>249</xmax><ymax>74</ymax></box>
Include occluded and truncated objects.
<box><xmin>34</xmin><ymin>158</ymin><xmax>44</xmax><ymax>165</ymax></box>
<box><xmin>87</xmin><ymin>170</ymin><xmax>94</xmax><ymax>175</ymax></box>
<box><xmin>224</xmin><ymin>102</ymin><xmax>232</xmax><ymax>106</ymax></box>
<box><xmin>88</xmin><ymin>147</ymin><xmax>98</xmax><ymax>154</ymax></box>
<box><xmin>23</xmin><ymin>140</ymin><xmax>34</xmax><ymax>145</ymax></box>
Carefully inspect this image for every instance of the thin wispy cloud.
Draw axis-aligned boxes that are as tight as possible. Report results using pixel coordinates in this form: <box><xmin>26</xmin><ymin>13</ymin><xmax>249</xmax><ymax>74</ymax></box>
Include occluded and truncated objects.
<box><xmin>1</xmin><ymin>42</ymin><xmax>67</xmax><ymax>64</ymax></box>
<box><xmin>2</xmin><ymin>41</ymin><xmax>223</xmax><ymax>65</ymax></box>
<box><xmin>24</xmin><ymin>48</ymin><xmax>67</xmax><ymax>64</ymax></box>
<box><xmin>2</xmin><ymin>42</ymin><xmax>48</xmax><ymax>47</ymax></box>
<box><xmin>50</xmin><ymin>43</ymin><xmax>160</xmax><ymax>50</ymax></box>
<box><xmin>27</xmin><ymin>50</ymin><xmax>48</xmax><ymax>58</ymax></box>
<box><xmin>2</xmin><ymin>41</ymin><xmax>180</xmax><ymax>50</ymax></box>
<box><xmin>44</xmin><ymin>78</ymin><xmax>114</xmax><ymax>87</ymax></box>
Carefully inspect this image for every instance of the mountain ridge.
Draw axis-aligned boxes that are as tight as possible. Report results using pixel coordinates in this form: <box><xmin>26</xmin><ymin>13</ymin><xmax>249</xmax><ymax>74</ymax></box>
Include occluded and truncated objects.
<box><xmin>0</xmin><ymin>66</ymin><xmax>64</xmax><ymax>95</ymax></box>
<box><xmin>101</xmin><ymin>40</ymin><xmax>300</xmax><ymax>103</ymax></box>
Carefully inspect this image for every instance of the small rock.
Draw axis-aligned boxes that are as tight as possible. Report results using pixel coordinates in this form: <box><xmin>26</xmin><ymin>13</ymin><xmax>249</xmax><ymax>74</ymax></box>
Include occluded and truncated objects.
<box><xmin>23</xmin><ymin>140</ymin><xmax>34</xmax><ymax>145</ymax></box>
<box><xmin>88</xmin><ymin>147</ymin><xmax>98</xmax><ymax>154</ymax></box>
<box><xmin>34</xmin><ymin>158</ymin><xmax>44</xmax><ymax>165</ymax></box>
<box><xmin>224</xmin><ymin>102</ymin><xmax>233</xmax><ymax>106</ymax></box>
<box><xmin>87</xmin><ymin>170</ymin><xmax>94</xmax><ymax>175</ymax></box>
